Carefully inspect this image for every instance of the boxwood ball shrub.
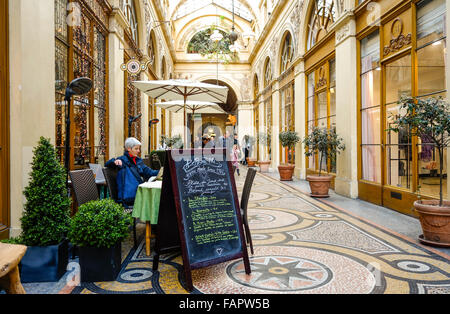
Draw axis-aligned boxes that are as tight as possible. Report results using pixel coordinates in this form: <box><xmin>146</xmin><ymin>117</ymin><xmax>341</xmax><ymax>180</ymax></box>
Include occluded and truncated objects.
<box><xmin>68</xmin><ymin>199</ymin><xmax>133</xmax><ymax>248</ymax></box>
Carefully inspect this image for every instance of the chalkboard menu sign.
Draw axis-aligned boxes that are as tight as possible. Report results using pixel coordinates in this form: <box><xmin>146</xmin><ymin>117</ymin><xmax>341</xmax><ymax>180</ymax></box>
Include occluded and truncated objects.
<box><xmin>153</xmin><ymin>149</ymin><xmax>251</xmax><ymax>291</ymax></box>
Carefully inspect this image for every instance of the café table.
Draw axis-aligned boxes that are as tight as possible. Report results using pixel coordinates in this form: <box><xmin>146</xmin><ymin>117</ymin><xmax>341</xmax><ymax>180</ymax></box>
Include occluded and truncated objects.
<box><xmin>132</xmin><ymin>180</ymin><xmax>162</xmax><ymax>256</ymax></box>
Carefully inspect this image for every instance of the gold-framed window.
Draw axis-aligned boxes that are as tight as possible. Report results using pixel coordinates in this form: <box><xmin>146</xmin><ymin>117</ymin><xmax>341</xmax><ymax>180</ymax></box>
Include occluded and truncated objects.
<box><xmin>55</xmin><ymin>0</ymin><xmax>110</xmax><ymax>168</ymax></box>
<box><xmin>358</xmin><ymin>0</ymin><xmax>447</xmax><ymax>206</ymax></box>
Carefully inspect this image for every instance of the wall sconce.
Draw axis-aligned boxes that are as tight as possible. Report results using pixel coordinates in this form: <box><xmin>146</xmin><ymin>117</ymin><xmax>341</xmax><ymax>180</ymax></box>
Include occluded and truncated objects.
<box><xmin>242</xmin><ymin>32</ymin><xmax>255</xmax><ymax>48</ymax></box>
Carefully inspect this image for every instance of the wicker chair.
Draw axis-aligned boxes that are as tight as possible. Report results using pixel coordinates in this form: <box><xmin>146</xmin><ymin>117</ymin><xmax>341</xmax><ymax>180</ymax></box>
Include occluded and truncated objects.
<box><xmin>240</xmin><ymin>167</ymin><xmax>257</xmax><ymax>255</ymax></box>
<box><xmin>69</xmin><ymin>169</ymin><xmax>99</xmax><ymax>208</ymax></box>
<box><xmin>102</xmin><ymin>167</ymin><xmax>138</xmax><ymax>248</ymax></box>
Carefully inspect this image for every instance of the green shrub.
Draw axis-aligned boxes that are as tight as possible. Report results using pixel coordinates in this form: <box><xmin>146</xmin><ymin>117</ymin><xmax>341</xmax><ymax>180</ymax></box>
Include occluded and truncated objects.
<box><xmin>20</xmin><ymin>137</ymin><xmax>71</xmax><ymax>246</ymax></box>
<box><xmin>0</xmin><ymin>237</ymin><xmax>24</xmax><ymax>245</ymax></box>
<box><xmin>68</xmin><ymin>199</ymin><xmax>132</xmax><ymax>248</ymax></box>
<box><xmin>303</xmin><ymin>127</ymin><xmax>345</xmax><ymax>176</ymax></box>
<box><xmin>279</xmin><ymin>131</ymin><xmax>301</xmax><ymax>164</ymax></box>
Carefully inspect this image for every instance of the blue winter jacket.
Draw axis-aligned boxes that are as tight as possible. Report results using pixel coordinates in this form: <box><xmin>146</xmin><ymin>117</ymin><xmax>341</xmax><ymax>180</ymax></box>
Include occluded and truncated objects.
<box><xmin>105</xmin><ymin>152</ymin><xmax>159</xmax><ymax>205</ymax></box>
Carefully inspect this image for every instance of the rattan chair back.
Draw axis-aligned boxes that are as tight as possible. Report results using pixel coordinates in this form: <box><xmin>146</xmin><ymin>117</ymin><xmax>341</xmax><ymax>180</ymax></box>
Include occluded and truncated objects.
<box><xmin>69</xmin><ymin>169</ymin><xmax>99</xmax><ymax>207</ymax></box>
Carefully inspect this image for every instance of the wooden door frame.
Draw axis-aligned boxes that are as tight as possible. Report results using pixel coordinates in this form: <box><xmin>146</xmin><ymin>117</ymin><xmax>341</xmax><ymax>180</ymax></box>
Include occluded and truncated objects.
<box><xmin>0</xmin><ymin>0</ymin><xmax>10</xmax><ymax>239</ymax></box>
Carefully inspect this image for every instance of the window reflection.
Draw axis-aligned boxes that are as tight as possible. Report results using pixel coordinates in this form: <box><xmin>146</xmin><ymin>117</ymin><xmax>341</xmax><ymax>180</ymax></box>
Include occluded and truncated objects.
<box><xmin>360</xmin><ymin>31</ymin><xmax>381</xmax><ymax>183</ymax></box>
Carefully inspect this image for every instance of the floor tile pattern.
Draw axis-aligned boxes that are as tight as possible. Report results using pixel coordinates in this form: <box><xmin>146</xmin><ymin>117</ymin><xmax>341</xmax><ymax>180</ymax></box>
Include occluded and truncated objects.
<box><xmin>71</xmin><ymin>168</ymin><xmax>450</xmax><ymax>294</ymax></box>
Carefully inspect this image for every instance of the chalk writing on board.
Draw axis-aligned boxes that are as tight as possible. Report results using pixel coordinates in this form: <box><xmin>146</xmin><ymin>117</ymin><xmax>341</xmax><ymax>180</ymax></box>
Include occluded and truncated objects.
<box><xmin>187</xmin><ymin>196</ymin><xmax>239</xmax><ymax>246</ymax></box>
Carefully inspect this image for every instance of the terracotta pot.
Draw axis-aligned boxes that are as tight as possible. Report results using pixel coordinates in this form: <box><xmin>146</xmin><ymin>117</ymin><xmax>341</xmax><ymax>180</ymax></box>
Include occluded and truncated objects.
<box><xmin>246</xmin><ymin>158</ymin><xmax>257</xmax><ymax>167</ymax></box>
<box><xmin>258</xmin><ymin>160</ymin><xmax>271</xmax><ymax>173</ymax></box>
<box><xmin>278</xmin><ymin>164</ymin><xmax>295</xmax><ymax>181</ymax></box>
<box><xmin>306</xmin><ymin>175</ymin><xmax>332</xmax><ymax>198</ymax></box>
<box><xmin>414</xmin><ymin>200</ymin><xmax>450</xmax><ymax>247</ymax></box>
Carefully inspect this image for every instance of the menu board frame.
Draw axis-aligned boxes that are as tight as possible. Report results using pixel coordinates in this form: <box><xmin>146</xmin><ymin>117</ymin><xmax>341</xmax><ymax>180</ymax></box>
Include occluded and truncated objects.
<box><xmin>152</xmin><ymin>149</ymin><xmax>251</xmax><ymax>291</ymax></box>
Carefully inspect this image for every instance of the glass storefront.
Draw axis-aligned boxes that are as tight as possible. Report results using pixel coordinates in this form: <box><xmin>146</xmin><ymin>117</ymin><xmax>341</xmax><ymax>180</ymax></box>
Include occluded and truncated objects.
<box><xmin>358</xmin><ymin>0</ymin><xmax>447</xmax><ymax>209</ymax></box>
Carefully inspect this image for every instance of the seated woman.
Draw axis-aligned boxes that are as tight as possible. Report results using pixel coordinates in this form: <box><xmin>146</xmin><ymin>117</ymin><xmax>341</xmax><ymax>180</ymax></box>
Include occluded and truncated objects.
<box><xmin>105</xmin><ymin>137</ymin><xmax>159</xmax><ymax>206</ymax></box>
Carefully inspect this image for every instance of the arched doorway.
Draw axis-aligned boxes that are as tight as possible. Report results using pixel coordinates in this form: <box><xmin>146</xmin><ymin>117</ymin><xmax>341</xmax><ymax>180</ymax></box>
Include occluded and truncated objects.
<box><xmin>189</xmin><ymin>79</ymin><xmax>238</xmax><ymax>147</ymax></box>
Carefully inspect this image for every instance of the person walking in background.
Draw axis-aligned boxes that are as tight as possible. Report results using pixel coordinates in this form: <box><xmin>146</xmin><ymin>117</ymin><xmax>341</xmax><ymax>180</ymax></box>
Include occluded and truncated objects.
<box><xmin>241</xmin><ymin>135</ymin><xmax>250</xmax><ymax>165</ymax></box>
<box><xmin>231</xmin><ymin>144</ymin><xmax>241</xmax><ymax>176</ymax></box>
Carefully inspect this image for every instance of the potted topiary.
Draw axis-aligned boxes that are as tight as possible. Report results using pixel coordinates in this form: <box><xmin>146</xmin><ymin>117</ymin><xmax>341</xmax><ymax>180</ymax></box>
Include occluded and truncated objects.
<box><xmin>303</xmin><ymin>127</ymin><xmax>345</xmax><ymax>197</ymax></box>
<box><xmin>388</xmin><ymin>96</ymin><xmax>450</xmax><ymax>246</ymax></box>
<box><xmin>11</xmin><ymin>137</ymin><xmax>72</xmax><ymax>283</ymax></box>
<box><xmin>257</xmin><ymin>131</ymin><xmax>271</xmax><ymax>172</ymax></box>
<box><xmin>68</xmin><ymin>199</ymin><xmax>132</xmax><ymax>282</ymax></box>
<box><xmin>278</xmin><ymin>131</ymin><xmax>301</xmax><ymax>181</ymax></box>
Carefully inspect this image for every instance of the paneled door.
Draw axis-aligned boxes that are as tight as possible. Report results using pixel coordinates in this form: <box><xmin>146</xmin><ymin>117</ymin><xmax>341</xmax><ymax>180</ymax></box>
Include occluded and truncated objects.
<box><xmin>0</xmin><ymin>0</ymin><xmax>9</xmax><ymax>239</ymax></box>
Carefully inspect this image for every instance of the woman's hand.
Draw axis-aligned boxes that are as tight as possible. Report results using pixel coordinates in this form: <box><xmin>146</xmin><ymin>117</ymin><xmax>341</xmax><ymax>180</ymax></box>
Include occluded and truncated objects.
<box><xmin>114</xmin><ymin>159</ymin><xmax>123</xmax><ymax>167</ymax></box>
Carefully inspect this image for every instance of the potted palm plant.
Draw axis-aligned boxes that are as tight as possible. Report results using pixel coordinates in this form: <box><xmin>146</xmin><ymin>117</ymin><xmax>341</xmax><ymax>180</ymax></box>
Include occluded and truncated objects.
<box><xmin>303</xmin><ymin>127</ymin><xmax>345</xmax><ymax>197</ymax></box>
<box><xmin>68</xmin><ymin>199</ymin><xmax>132</xmax><ymax>282</ymax></box>
<box><xmin>1</xmin><ymin>137</ymin><xmax>72</xmax><ymax>283</ymax></box>
<box><xmin>388</xmin><ymin>96</ymin><xmax>450</xmax><ymax>246</ymax></box>
<box><xmin>257</xmin><ymin>131</ymin><xmax>271</xmax><ymax>172</ymax></box>
<box><xmin>278</xmin><ymin>131</ymin><xmax>301</xmax><ymax>181</ymax></box>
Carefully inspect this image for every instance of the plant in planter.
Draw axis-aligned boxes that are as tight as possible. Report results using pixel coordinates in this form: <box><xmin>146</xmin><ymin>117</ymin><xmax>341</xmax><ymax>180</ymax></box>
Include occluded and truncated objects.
<box><xmin>68</xmin><ymin>199</ymin><xmax>132</xmax><ymax>282</ymax></box>
<box><xmin>278</xmin><ymin>131</ymin><xmax>301</xmax><ymax>181</ymax></box>
<box><xmin>161</xmin><ymin>134</ymin><xmax>183</xmax><ymax>149</ymax></box>
<box><xmin>11</xmin><ymin>137</ymin><xmax>72</xmax><ymax>283</ymax></box>
<box><xmin>387</xmin><ymin>96</ymin><xmax>450</xmax><ymax>246</ymax></box>
<box><xmin>257</xmin><ymin>131</ymin><xmax>272</xmax><ymax>172</ymax></box>
<box><xmin>303</xmin><ymin>127</ymin><xmax>345</xmax><ymax>197</ymax></box>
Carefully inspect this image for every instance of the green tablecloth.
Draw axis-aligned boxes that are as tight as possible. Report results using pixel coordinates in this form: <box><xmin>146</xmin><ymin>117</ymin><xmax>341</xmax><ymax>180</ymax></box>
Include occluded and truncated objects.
<box><xmin>132</xmin><ymin>181</ymin><xmax>162</xmax><ymax>224</ymax></box>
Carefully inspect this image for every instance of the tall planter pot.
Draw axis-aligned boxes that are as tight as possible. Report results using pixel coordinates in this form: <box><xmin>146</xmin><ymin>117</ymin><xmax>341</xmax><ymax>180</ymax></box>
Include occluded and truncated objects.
<box><xmin>414</xmin><ymin>200</ymin><xmax>450</xmax><ymax>247</ymax></box>
<box><xmin>258</xmin><ymin>160</ymin><xmax>271</xmax><ymax>173</ymax></box>
<box><xmin>246</xmin><ymin>158</ymin><xmax>257</xmax><ymax>167</ymax></box>
<box><xmin>78</xmin><ymin>242</ymin><xmax>122</xmax><ymax>282</ymax></box>
<box><xmin>278</xmin><ymin>164</ymin><xmax>295</xmax><ymax>181</ymax></box>
<box><xmin>19</xmin><ymin>240</ymin><xmax>69</xmax><ymax>283</ymax></box>
<box><xmin>306</xmin><ymin>175</ymin><xmax>333</xmax><ymax>198</ymax></box>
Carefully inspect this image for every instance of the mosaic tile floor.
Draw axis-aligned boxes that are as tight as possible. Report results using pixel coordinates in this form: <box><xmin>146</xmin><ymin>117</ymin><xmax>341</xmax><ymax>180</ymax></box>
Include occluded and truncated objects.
<box><xmin>69</xmin><ymin>167</ymin><xmax>450</xmax><ymax>294</ymax></box>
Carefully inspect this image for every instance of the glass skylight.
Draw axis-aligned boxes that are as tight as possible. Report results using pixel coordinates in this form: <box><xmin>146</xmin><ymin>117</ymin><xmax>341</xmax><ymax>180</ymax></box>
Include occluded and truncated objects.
<box><xmin>173</xmin><ymin>0</ymin><xmax>254</xmax><ymax>22</ymax></box>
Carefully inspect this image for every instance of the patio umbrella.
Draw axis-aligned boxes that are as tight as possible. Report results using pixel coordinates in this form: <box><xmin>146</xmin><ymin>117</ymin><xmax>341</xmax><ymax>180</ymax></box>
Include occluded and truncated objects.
<box><xmin>132</xmin><ymin>79</ymin><xmax>229</xmax><ymax>147</ymax></box>
<box><xmin>154</xmin><ymin>100</ymin><xmax>227</xmax><ymax>115</ymax></box>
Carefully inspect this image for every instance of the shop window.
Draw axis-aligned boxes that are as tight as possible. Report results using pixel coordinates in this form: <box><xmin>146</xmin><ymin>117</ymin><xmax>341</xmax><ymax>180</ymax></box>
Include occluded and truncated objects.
<box><xmin>385</xmin><ymin>55</ymin><xmax>412</xmax><ymax>190</ymax></box>
<box><xmin>307</xmin><ymin>72</ymin><xmax>315</xmax><ymax>170</ymax></box>
<box><xmin>55</xmin><ymin>0</ymin><xmax>109</xmax><ymax>167</ymax></box>
<box><xmin>360</xmin><ymin>30</ymin><xmax>381</xmax><ymax>183</ymax></box>
<box><xmin>263</xmin><ymin>58</ymin><xmax>272</xmax><ymax>161</ymax></box>
<box><xmin>280</xmin><ymin>32</ymin><xmax>295</xmax><ymax>163</ymax></box>
<box><xmin>306</xmin><ymin>58</ymin><xmax>336</xmax><ymax>174</ymax></box>
<box><xmin>416</xmin><ymin>0</ymin><xmax>447</xmax><ymax>199</ymax></box>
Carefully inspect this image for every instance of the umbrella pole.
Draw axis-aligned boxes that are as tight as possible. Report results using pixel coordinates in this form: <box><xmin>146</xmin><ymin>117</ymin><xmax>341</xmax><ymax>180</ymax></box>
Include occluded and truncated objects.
<box><xmin>184</xmin><ymin>93</ymin><xmax>187</xmax><ymax>148</ymax></box>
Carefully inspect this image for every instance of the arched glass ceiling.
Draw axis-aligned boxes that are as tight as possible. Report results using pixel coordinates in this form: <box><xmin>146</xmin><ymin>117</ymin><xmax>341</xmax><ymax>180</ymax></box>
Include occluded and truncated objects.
<box><xmin>173</xmin><ymin>0</ymin><xmax>255</xmax><ymax>22</ymax></box>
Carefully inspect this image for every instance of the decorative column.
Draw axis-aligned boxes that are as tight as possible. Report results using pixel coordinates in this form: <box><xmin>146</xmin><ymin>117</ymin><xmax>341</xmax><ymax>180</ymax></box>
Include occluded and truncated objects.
<box><xmin>8</xmin><ymin>0</ymin><xmax>56</xmax><ymax>237</ymax></box>
<box><xmin>108</xmin><ymin>7</ymin><xmax>126</xmax><ymax>157</ymax></box>
<box><xmin>294</xmin><ymin>59</ymin><xmax>306</xmax><ymax>179</ymax></box>
<box><xmin>334</xmin><ymin>12</ymin><xmax>359</xmax><ymax>198</ymax></box>
<box><xmin>237</xmin><ymin>101</ymin><xmax>254</xmax><ymax>148</ymax></box>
